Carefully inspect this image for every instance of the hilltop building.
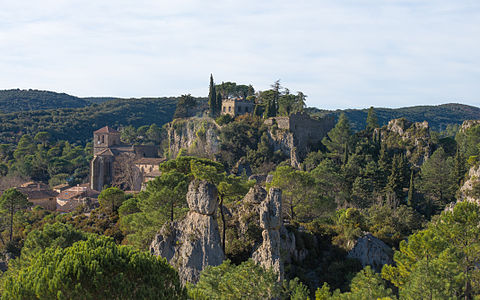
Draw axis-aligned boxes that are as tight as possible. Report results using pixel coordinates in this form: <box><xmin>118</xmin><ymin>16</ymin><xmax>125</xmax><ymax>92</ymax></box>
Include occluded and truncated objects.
<box><xmin>221</xmin><ymin>97</ymin><xmax>254</xmax><ymax>117</ymax></box>
<box><xmin>90</xmin><ymin>126</ymin><xmax>161</xmax><ymax>191</ymax></box>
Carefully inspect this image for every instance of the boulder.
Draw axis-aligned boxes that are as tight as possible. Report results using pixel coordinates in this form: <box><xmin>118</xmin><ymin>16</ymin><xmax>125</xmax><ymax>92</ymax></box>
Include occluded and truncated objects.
<box><xmin>347</xmin><ymin>233</ymin><xmax>393</xmax><ymax>272</ymax></box>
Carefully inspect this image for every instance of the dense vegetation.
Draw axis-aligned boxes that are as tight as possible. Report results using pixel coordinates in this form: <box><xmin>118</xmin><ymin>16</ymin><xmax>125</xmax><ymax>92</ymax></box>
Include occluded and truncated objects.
<box><xmin>0</xmin><ymin>97</ymin><xmax>178</xmax><ymax>145</ymax></box>
<box><xmin>0</xmin><ymin>89</ymin><xmax>90</xmax><ymax>113</ymax></box>
<box><xmin>0</xmin><ymin>83</ymin><xmax>480</xmax><ymax>298</ymax></box>
<box><xmin>308</xmin><ymin>103</ymin><xmax>480</xmax><ymax>132</ymax></box>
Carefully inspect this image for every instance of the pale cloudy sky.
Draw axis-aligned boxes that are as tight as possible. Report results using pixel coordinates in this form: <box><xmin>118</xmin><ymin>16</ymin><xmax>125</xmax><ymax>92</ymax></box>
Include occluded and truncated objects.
<box><xmin>0</xmin><ymin>1</ymin><xmax>479</xmax><ymax>109</ymax></box>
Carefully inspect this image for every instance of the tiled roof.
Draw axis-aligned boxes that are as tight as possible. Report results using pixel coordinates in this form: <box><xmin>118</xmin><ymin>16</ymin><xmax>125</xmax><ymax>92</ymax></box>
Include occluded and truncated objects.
<box><xmin>94</xmin><ymin>126</ymin><xmax>120</xmax><ymax>134</ymax></box>
<box><xmin>20</xmin><ymin>189</ymin><xmax>58</xmax><ymax>199</ymax></box>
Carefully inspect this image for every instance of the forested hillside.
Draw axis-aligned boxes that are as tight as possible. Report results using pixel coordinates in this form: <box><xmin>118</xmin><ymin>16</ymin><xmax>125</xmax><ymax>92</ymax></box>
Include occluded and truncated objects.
<box><xmin>0</xmin><ymin>98</ymin><xmax>178</xmax><ymax>145</ymax></box>
<box><xmin>0</xmin><ymin>89</ymin><xmax>90</xmax><ymax>113</ymax></box>
<box><xmin>308</xmin><ymin>103</ymin><xmax>480</xmax><ymax>132</ymax></box>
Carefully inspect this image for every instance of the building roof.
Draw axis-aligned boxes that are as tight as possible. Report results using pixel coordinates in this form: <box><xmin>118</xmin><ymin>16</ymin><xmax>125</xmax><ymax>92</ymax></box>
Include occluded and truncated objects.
<box><xmin>57</xmin><ymin>186</ymin><xmax>99</xmax><ymax>201</ymax></box>
<box><xmin>94</xmin><ymin>126</ymin><xmax>120</xmax><ymax>134</ymax></box>
<box><xmin>96</xmin><ymin>148</ymin><xmax>115</xmax><ymax>156</ymax></box>
<box><xmin>20</xmin><ymin>189</ymin><xmax>58</xmax><ymax>200</ymax></box>
<box><xmin>134</xmin><ymin>157</ymin><xmax>165</xmax><ymax>165</ymax></box>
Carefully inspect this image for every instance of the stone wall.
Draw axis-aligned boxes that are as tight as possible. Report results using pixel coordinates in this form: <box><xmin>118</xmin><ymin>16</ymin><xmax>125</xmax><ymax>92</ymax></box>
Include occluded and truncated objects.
<box><xmin>265</xmin><ymin>113</ymin><xmax>335</xmax><ymax>168</ymax></box>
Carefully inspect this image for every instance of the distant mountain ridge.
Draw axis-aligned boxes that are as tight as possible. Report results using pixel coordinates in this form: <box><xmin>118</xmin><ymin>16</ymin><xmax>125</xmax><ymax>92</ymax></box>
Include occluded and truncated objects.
<box><xmin>307</xmin><ymin>103</ymin><xmax>480</xmax><ymax>132</ymax></box>
<box><xmin>1</xmin><ymin>89</ymin><xmax>478</xmax><ymax>140</ymax></box>
<box><xmin>0</xmin><ymin>89</ymin><xmax>90</xmax><ymax>113</ymax></box>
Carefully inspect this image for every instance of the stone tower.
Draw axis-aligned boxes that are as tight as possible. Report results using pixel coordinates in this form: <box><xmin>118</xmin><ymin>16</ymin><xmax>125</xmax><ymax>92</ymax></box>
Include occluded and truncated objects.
<box><xmin>90</xmin><ymin>126</ymin><xmax>120</xmax><ymax>191</ymax></box>
<box><xmin>93</xmin><ymin>126</ymin><xmax>121</xmax><ymax>155</ymax></box>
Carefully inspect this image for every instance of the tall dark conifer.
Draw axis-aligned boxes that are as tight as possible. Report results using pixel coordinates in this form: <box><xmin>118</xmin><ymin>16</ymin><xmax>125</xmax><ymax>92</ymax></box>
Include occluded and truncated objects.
<box><xmin>208</xmin><ymin>74</ymin><xmax>217</xmax><ymax>117</ymax></box>
<box><xmin>366</xmin><ymin>106</ymin><xmax>379</xmax><ymax>132</ymax></box>
<box><xmin>407</xmin><ymin>169</ymin><xmax>415</xmax><ymax>207</ymax></box>
<box><xmin>216</xmin><ymin>91</ymin><xmax>222</xmax><ymax>116</ymax></box>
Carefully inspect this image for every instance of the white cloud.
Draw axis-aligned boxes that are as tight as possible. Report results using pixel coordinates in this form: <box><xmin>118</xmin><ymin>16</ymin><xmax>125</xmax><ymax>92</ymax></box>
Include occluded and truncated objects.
<box><xmin>0</xmin><ymin>0</ymin><xmax>479</xmax><ymax>109</ymax></box>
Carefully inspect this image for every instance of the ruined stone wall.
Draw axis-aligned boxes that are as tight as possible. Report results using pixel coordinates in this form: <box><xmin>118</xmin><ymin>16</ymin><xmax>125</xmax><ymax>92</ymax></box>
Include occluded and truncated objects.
<box><xmin>266</xmin><ymin>113</ymin><xmax>335</xmax><ymax>168</ymax></box>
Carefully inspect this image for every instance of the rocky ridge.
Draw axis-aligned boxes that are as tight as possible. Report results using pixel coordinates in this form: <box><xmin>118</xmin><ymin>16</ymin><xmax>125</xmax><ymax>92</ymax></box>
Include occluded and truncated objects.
<box><xmin>150</xmin><ymin>179</ymin><xmax>224</xmax><ymax>284</ymax></box>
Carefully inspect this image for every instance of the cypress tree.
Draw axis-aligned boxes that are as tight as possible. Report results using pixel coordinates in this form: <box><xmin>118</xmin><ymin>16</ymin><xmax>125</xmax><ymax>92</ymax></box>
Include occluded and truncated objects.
<box><xmin>407</xmin><ymin>169</ymin><xmax>415</xmax><ymax>207</ymax></box>
<box><xmin>216</xmin><ymin>91</ymin><xmax>222</xmax><ymax>116</ymax></box>
<box><xmin>366</xmin><ymin>106</ymin><xmax>379</xmax><ymax>132</ymax></box>
<box><xmin>208</xmin><ymin>74</ymin><xmax>216</xmax><ymax>117</ymax></box>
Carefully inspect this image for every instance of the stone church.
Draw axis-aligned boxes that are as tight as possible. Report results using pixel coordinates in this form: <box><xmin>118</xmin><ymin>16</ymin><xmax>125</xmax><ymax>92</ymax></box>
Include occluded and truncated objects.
<box><xmin>90</xmin><ymin>126</ymin><xmax>163</xmax><ymax>191</ymax></box>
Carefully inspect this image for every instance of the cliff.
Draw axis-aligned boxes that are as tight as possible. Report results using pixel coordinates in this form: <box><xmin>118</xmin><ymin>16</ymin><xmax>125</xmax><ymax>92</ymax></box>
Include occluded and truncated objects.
<box><xmin>164</xmin><ymin>118</ymin><xmax>220</xmax><ymax>159</ymax></box>
<box><xmin>458</xmin><ymin>163</ymin><xmax>480</xmax><ymax>206</ymax></box>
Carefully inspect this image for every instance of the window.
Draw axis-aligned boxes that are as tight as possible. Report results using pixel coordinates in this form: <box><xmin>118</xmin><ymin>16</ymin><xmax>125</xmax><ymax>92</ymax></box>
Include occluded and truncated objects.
<box><xmin>101</xmin><ymin>135</ymin><xmax>105</xmax><ymax>143</ymax></box>
<box><xmin>223</xmin><ymin>107</ymin><xmax>226</xmax><ymax>112</ymax></box>
<box><xmin>228</xmin><ymin>107</ymin><xmax>231</xmax><ymax>112</ymax></box>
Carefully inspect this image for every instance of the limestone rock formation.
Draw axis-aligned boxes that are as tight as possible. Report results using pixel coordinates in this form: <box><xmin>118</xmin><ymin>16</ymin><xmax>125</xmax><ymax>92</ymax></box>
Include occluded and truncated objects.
<box><xmin>460</xmin><ymin>120</ymin><xmax>480</xmax><ymax>132</ymax></box>
<box><xmin>252</xmin><ymin>188</ymin><xmax>285</xmax><ymax>280</ymax></box>
<box><xmin>347</xmin><ymin>233</ymin><xmax>393</xmax><ymax>272</ymax></box>
<box><xmin>378</xmin><ymin>118</ymin><xmax>432</xmax><ymax>166</ymax></box>
<box><xmin>458</xmin><ymin>164</ymin><xmax>480</xmax><ymax>206</ymax></box>
<box><xmin>165</xmin><ymin>118</ymin><xmax>220</xmax><ymax>159</ymax></box>
<box><xmin>150</xmin><ymin>179</ymin><xmax>224</xmax><ymax>284</ymax></box>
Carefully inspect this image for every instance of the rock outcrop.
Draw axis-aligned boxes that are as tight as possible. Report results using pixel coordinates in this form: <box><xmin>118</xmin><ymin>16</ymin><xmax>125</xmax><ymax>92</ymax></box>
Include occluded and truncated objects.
<box><xmin>458</xmin><ymin>164</ymin><xmax>480</xmax><ymax>205</ymax></box>
<box><xmin>460</xmin><ymin>120</ymin><xmax>480</xmax><ymax>132</ymax></box>
<box><xmin>347</xmin><ymin>233</ymin><xmax>393</xmax><ymax>272</ymax></box>
<box><xmin>165</xmin><ymin>118</ymin><xmax>220</xmax><ymax>159</ymax></box>
<box><xmin>252</xmin><ymin>188</ymin><xmax>285</xmax><ymax>280</ymax></box>
<box><xmin>150</xmin><ymin>180</ymin><xmax>224</xmax><ymax>284</ymax></box>
<box><xmin>378</xmin><ymin>118</ymin><xmax>432</xmax><ymax>166</ymax></box>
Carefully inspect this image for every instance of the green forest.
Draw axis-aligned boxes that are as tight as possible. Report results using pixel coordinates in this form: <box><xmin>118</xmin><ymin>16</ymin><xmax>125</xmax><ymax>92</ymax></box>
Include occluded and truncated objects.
<box><xmin>0</xmin><ymin>84</ymin><xmax>480</xmax><ymax>299</ymax></box>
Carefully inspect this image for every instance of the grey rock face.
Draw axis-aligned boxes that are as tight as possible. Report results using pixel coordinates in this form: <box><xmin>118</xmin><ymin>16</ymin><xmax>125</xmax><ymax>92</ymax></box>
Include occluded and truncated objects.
<box><xmin>456</xmin><ymin>164</ymin><xmax>480</xmax><ymax>206</ymax></box>
<box><xmin>347</xmin><ymin>233</ymin><xmax>393</xmax><ymax>272</ymax></box>
<box><xmin>252</xmin><ymin>187</ymin><xmax>284</xmax><ymax>281</ymax></box>
<box><xmin>150</xmin><ymin>179</ymin><xmax>224</xmax><ymax>284</ymax></box>
<box><xmin>243</xmin><ymin>185</ymin><xmax>268</xmax><ymax>204</ymax></box>
<box><xmin>259</xmin><ymin>188</ymin><xmax>282</xmax><ymax>230</ymax></box>
<box><xmin>186</xmin><ymin>180</ymin><xmax>218</xmax><ymax>215</ymax></box>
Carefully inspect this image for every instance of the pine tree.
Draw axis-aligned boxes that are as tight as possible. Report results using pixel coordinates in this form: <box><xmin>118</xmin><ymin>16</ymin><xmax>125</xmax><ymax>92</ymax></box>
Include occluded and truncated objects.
<box><xmin>366</xmin><ymin>106</ymin><xmax>378</xmax><ymax>132</ymax></box>
<box><xmin>453</xmin><ymin>145</ymin><xmax>466</xmax><ymax>189</ymax></box>
<box><xmin>0</xmin><ymin>188</ymin><xmax>30</xmax><ymax>241</ymax></box>
<box><xmin>208</xmin><ymin>74</ymin><xmax>217</xmax><ymax>117</ymax></box>
<box><xmin>386</xmin><ymin>154</ymin><xmax>408</xmax><ymax>202</ymax></box>
<box><xmin>407</xmin><ymin>169</ymin><xmax>415</xmax><ymax>207</ymax></box>
<box><xmin>322</xmin><ymin>113</ymin><xmax>352</xmax><ymax>163</ymax></box>
<box><xmin>343</xmin><ymin>143</ymin><xmax>349</xmax><ymax>166</ymax></box>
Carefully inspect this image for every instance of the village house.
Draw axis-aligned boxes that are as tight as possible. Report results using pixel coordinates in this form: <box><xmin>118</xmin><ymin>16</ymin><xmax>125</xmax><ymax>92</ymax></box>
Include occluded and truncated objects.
<box><xmin>56</xmin><ymin>184</ymin><xmax>99</xmax><ymax>213</ymax></box>
<box><xmin>221</xmin><ymin>97</ymin><xmax>254</xmax><ymax>117</ymax></box>
<box><xmin>134</xmin><ymin>157</ymin><xmax>165</xmax><ymax>186</ymax></box>
<box><xmin>17</xmin><ymin>182</ymin><xmax>58</xmax><ymax>210</ymax></box>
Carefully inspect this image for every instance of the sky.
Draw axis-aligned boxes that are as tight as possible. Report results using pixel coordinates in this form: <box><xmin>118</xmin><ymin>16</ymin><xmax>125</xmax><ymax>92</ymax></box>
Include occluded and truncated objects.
<box><xmin>0</xmin><ymin>1</ymin><xmax>479</xmax><ymax>110</ymax></box>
